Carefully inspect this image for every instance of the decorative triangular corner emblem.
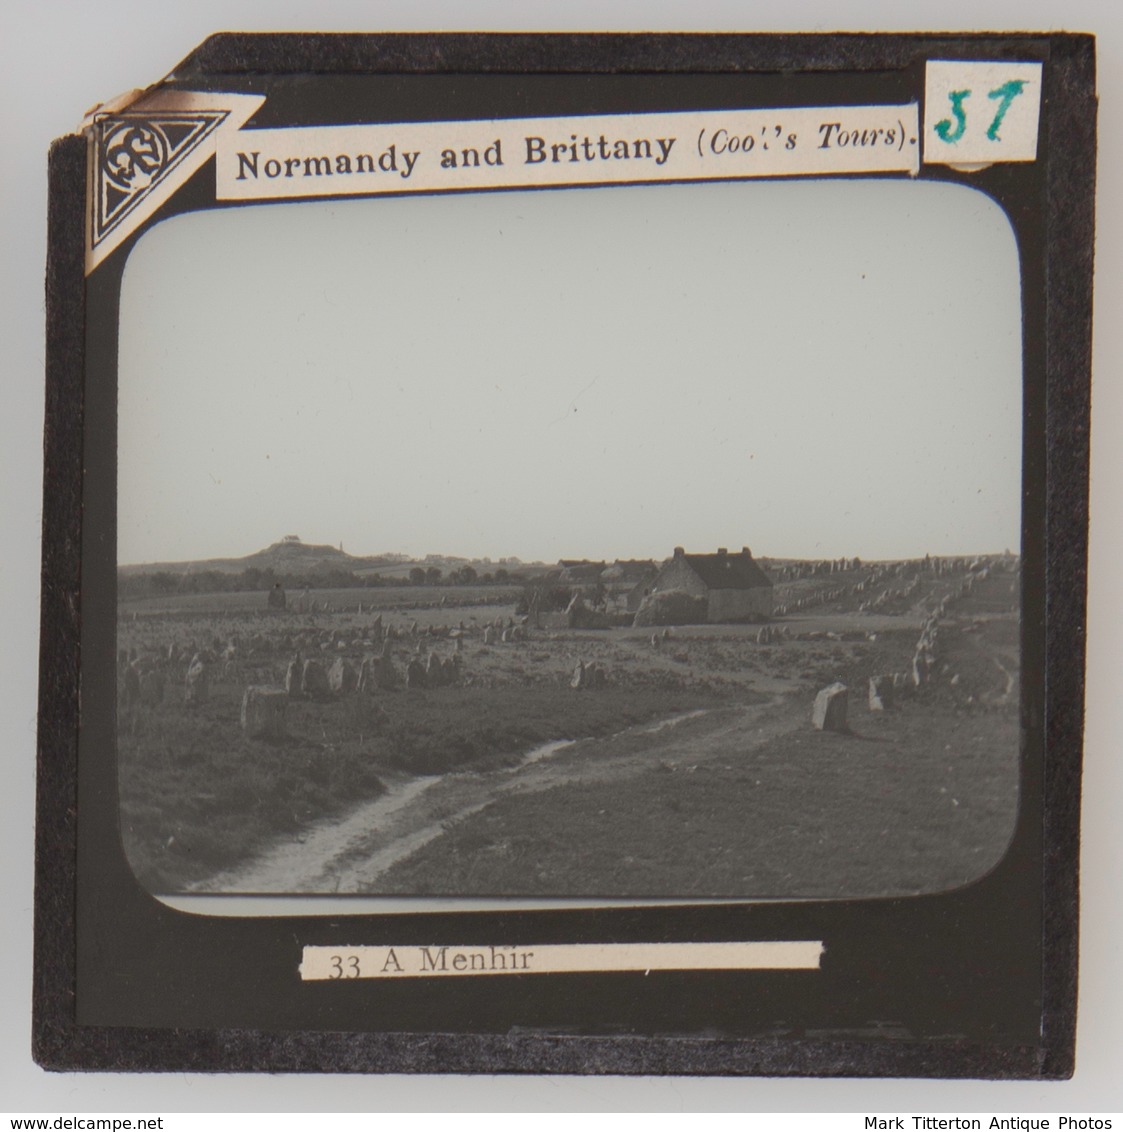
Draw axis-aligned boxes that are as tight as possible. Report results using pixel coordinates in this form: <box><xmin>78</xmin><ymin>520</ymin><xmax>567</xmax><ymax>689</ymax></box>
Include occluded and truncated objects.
<box><xmin>84</xmin><ymin>90</ymin><xmax>266</xmax><ymax>274</ymax></box>
<box><xmin>92</xmin><ymin>111</ymin><xmax>227</xmax><ymax>245</ymax></box>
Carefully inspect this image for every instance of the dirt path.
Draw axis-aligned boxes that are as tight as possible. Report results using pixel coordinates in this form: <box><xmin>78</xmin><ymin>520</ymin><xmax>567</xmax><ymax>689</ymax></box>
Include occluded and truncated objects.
<box><xmin>194</xmin><ymin>693</ymin><xmax>803</xmax><ymax>894</ymax></box>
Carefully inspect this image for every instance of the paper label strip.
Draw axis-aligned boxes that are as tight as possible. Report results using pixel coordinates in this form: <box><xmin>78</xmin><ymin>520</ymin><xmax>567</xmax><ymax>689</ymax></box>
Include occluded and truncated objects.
<box><xmin>217</xmin><ymin>105</ymin><xmax>920</xmax><ymax>202</ymax></box>
<box><xmin>300</xmin><ymin>941</ymin><xmax>824</xmax><ymax>980</ymax></box>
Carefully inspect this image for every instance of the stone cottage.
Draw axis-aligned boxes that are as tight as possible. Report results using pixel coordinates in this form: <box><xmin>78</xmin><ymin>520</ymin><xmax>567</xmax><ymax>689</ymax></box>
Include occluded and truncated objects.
<box><xmin>646</xmin><ymin>546</ymin><xmax>773</xmax><ymax>622</ymax></box>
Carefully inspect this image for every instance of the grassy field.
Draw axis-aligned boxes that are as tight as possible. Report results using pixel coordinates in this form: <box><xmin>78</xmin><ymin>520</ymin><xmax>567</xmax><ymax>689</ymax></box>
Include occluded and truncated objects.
<box><xmin>116</xmin><ymin>558</ymin><xmax>1020</xmax><ymax>898</ymax></box>
<box><xmin>374</xmin><ymin>619</ymin><xmax>1018</xmax><ymax>898</ymax></box>
<box><xmin>118</xmin><ymin>583</ymin><xmax>520</xmax><ymax>616</ymax></box>
<box><xmin>118</xmin><ymin>620</ymin><xmax>733</xmax><ymax>891</ymax></box>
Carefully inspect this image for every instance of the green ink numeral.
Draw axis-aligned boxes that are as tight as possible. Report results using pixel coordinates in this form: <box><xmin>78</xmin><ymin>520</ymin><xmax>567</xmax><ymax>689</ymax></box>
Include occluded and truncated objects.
<box><xmin>934</xmin><ymin>89</ymin><xmax>971</xmax><ymax>143</ymax></box>
<box><xmin>985</xmin><ymin>79</ymin><xmax>1028</xmax><ymax>141</ymax></box>
<box><xmin>933</xmin><ymin>78</ymin><xmax>1030</xmax><ymax>146</ymax></box>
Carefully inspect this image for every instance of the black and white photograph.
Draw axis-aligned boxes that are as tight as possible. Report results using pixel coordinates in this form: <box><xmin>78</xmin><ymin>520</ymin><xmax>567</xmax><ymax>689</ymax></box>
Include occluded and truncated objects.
<box><xmin>114</xmin><ymin>177</ymin><xmax>1024</xmax><ymax>906</ymax></box>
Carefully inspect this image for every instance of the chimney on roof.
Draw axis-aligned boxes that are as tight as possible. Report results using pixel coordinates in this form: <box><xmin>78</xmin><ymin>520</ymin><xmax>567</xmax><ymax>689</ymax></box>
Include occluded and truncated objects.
<box><xmin>742</xmin><ymin>546</ymin><xmax>752</xmax><ymax>557</ymax></box>
<box><xmin>717</xmin><ymin>547</ymin><xmax>728</xmax><ymax>556</ymax></box>
<box><xmin>673</xmin><ymin>546</ymin><xmax>685</xmax><ymax>558</ymax></box>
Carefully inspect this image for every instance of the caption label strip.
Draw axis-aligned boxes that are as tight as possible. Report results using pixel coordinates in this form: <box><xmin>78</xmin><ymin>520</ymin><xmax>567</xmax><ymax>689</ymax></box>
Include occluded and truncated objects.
<box><xmin>216</xmin><ymin>105</ymin><xmax>920</xmax><ymax>201</ymax></box>
<box><xmin>300</xmin><ymin>941</ymin><xmax>825</xmax><ymax>980</ymax></box>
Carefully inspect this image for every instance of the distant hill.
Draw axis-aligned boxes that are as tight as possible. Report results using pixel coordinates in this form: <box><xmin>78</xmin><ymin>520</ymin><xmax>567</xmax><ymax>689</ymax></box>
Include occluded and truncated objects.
<box><xmin>118</xmin><ymin>536</ymin><xmax>402</xmax><ymax>577</ymax></box>
<box><xmin>242</xmin><ymin>537</ymin><xmax>354</xmax><ymax>570</ymax></box>
<box><xmin>118</xmin><ymin>537</ymin><xmax>544</xmax><ymax>578</ymax></box>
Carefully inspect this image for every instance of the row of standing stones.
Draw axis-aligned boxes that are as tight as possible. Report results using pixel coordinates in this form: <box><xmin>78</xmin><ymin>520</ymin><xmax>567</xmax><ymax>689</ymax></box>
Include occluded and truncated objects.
<box><xmin>120</xmin><ymin>611</ymin><xmax>601</xmax><ymax>743</ymax></box>
<box><xmin>240</xmin><ymin>644</ymin><xmax>617</xmax><ymax>740</ymax></box>
<box><xmin>239</xmin><ymin>645</ymin><xmax>466</xmax><ymax>740</ymax></box>
<box><xmin>122</xmin><ymin>611</ymin><xmax>528</xmax><ymax>688</ymax></box>
<box><xmin>240</xmin><ymin>644</ymin><xmax>616</xmax><ymax>742</ymax></box>
<box><xmin>244</xmin><ymin>566</ymin><xmax>991</xmax><ymax>740</ymax></box>
<box><xmin>131</xmin><ymin>561</ymin><xmax>1003</xmax><ymax>742</ymax></box>
<box><xmin>773</xmin><ymin>554</ymin><xmax>986</xmax><ymax>617</ymax></box>
<box><xmin>809</xmin><ymin>568</ymin><xmax>993</xmax><ymax>733</ymax></box>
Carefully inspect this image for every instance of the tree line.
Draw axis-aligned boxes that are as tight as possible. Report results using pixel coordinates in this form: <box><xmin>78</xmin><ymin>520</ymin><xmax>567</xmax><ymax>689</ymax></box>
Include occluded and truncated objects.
<box><xmin>118</xmin><ymin>564</ymin><xmax>519</xmax><ymax>599</ymax></box>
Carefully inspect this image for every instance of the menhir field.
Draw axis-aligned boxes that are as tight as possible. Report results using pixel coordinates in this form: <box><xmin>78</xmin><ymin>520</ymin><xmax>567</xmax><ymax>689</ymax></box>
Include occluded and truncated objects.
<box><xmin>116</xmin><ymin>557</ymin><xmax>1020</xmax><ymax>899</ymax></box>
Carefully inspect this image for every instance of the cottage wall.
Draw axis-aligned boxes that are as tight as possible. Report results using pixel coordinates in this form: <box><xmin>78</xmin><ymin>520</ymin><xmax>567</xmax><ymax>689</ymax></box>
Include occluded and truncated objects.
<box><xmin>707</xmin><ymin>585</ymin><xmax>773</xmax><ymax>622</ymax></box>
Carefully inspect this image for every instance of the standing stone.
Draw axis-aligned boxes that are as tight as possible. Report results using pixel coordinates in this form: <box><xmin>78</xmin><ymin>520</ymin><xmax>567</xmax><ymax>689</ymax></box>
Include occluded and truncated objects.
<box><xmin>483</xmin><ymin>626</ymin><xmax>495</xmax><ymax>646</ymax></box>
<box><xmin>328</xmin><ymin>657</ymin><xmax>357</xmax><ymax>694</ymax></box>
<box><xmin>811</xmin><ymin>683</ymin><xmax>849</xmax><ymax>731</ymax></box>
<box><xmin>241</xmin><ymin>686</ymin><xmax>287</xmax><ymax>739</ymax></box>
<box><xmin>407</xmin><ymin>658</ymin><xmax>428</xmax><ymax>689</ymax></box>
<box><xmin>300</xmin><ymin>659</ymin><xmax>331</xmax><ymax>700</ymax></box>
<box><xmin>868</xmin><ymin>675</ymin><xmax>895</xmax><ymax>712</ymax></box>
<box><xmin>911</xmin><ymin>652</ymin><xmax>929</xmax><ymax>688</ymax></box>
<box><xmin>570</xmin><ymin>660</ymin><xmax>587</xmax><ymax>689</ymax></box>
<box><xmin>184</xmin><ymin>654</ymin><xmax>208</xmax><ymax>706</ymax></box>
<box><xmin>285</xmin><ymin>656</ymin><xmax>302</xmax><ymax>697</ymax></box>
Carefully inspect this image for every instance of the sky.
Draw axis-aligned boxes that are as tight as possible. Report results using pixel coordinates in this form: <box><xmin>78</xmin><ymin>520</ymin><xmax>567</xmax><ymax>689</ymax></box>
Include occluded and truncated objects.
<box><xmin>118</xmin><ymin>175</ymin><xmax>1022</xmax><ymax>565</ymax></box>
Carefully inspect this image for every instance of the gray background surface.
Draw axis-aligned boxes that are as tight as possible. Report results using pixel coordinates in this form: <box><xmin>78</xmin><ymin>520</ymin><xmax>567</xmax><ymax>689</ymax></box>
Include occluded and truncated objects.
<box><xmin>3</xmin><ymin>0</ymin><xmax>1118</xmax><ymax>1113</ymax></box>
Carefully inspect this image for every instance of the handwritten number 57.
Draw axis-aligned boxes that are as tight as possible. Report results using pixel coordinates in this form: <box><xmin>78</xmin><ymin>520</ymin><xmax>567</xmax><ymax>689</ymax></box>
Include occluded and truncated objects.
<box><xmin>934</xmin><ymin>79</ymin><xmax>1028</xmax><ymax>144</ymax></box>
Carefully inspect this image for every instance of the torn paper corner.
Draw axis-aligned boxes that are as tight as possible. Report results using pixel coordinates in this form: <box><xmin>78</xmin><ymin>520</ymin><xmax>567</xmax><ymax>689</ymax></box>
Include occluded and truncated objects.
<box><xmin>79</xmin><ymin>85</ymin><xmax>159</xmax><ymax>134</ymax></box>
<box><xmin>83</xmin><ymin>86</ymin><xmax>267</xmax><ymax>132</ymax></box>
<box><xmin>83</xmin><ymin>88</ymin><xmax>266</xmax><ymax>275</ymax></box>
